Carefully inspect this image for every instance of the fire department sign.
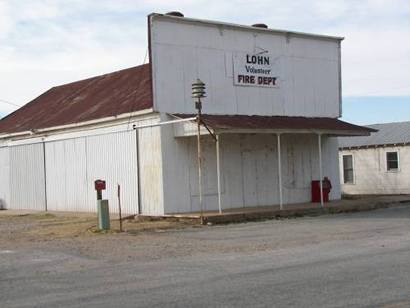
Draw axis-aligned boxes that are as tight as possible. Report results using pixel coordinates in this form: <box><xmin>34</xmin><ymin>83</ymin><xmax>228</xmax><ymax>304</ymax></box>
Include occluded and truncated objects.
<box><xmin>233</xmin><ymin>52</ymin><xmax>279</xmax><ymax>87</ymax></box>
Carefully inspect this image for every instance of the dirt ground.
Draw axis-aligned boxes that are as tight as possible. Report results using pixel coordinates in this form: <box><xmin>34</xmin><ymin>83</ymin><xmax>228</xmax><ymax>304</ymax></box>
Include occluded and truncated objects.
<box><xmin>1</xmin><ymin>195</ymin><xmax>409</xmax><ymax>264</ymax></box>
<box><xmin>0</xmin><ymin>211</ymin><xmax>197</xmax><ymax>240</ymax></box>
<box><xmin>0</xmin><ymin>210</ymin><xmax>201</xmax><ymax>262</ymax></box>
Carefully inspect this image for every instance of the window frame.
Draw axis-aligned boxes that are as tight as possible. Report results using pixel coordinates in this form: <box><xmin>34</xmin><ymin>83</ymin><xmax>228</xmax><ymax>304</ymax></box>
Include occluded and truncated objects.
<box><xmin>342</xmin><ymin>154</ymin><xmax>355</xmax><ymax>184</ymax></box>
<box><xmin>386</xmin><ymin>151</ymin><xmax>400</xmax><ymax>172</ymax></box>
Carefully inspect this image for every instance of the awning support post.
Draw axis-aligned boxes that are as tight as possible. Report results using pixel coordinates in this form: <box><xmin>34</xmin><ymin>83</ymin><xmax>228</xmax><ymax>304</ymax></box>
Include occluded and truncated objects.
<box><xmin>318</xmin><ymin>133</ymin><xmax>324</xmax><ymax>208</ymax></box>
<box><xmin>216</xmin><ymin>134</ymin><xmax>222</xmax><ymax>214</ymax></box>
<box><xmin>197</xmin><ymin>113</ymin><xmax>204</xmax><ymax>223</ymax></box>
<box><xmin>277</xmin><ymin>133</ymin><xmax>283</xmax><ymax>210</ymax></box>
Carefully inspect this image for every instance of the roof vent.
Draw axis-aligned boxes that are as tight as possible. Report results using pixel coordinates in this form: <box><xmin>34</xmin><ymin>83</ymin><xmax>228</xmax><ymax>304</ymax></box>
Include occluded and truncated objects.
<box><xmin>252</xmin><ymin>23</ymin><xmax>268</xmax><ymax>29</ymax></box>
<box><xmin>165</xmin><ymin>11</ymin><xmax>184</xmax><ymax>17</ymax></box>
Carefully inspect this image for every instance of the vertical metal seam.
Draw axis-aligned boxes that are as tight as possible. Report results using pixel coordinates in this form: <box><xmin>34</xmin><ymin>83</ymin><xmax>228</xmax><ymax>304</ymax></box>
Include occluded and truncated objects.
<box><xmin>136</xmin><ymin>128</ymin><xmax>142</xmax><ymax>215</ymax></box>
<box><xmin>43</xmin><ymin>142</ymin><xmax>48</xmax><ymax>211</ymax></box>
<box><xmin>84</xmin><ymin>136</ymin><xmax>89</xmax><ymax>212</ymax></box>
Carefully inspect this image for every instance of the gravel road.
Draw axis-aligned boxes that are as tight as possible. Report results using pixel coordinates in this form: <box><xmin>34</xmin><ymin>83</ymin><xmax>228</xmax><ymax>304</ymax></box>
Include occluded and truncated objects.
<box><xmin>1</xmin><ymin>205</ymin><xmax>410</xmax><ymax>307</ymax></box>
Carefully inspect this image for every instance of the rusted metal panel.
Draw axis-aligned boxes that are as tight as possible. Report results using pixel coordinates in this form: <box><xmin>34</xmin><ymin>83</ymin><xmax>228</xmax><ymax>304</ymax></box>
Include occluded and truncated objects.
<box><xmin>175</xmin><ymin>114</ymin><xmax>376</xmax><ymax>135</ymax></box>
<box><xmin>0</xmin><ymin>64</ymin><xmax>153</xmax><ymax>134</ymax></box>
<box><xmin>0</xmin><ymin>147</ymin><xmax>10</xmax><ymax>209</ymax></box>
<box><xmin>9</xmin><ymin>143</ymin><xmax>46</xmax><ymax>210</ymax></box>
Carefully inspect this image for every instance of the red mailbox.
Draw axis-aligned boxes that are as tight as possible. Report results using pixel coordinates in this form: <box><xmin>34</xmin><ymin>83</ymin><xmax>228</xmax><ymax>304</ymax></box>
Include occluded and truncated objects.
<box><xmin>94</xmin><ymin>179</ymin><xmax>106</xmax><ymax>201</ymax></box>
<box><xmin>94</xmin><ymin>180</ymin><xmax>106</xmax><ymax>191</ymax></box>
<box><xmin>311</xmin><ymin>177</ymin><xmax>332</xmax><ymax>203</ymax></box>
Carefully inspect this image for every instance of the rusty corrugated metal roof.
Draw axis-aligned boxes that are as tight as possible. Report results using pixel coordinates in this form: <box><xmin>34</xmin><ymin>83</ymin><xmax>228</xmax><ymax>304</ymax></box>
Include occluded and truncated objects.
<box><xmin>0</xmin><ymin>64</ymin><xmax>152</xmax><ymax>134</ymax></box>
<box><xmin>175</xmin><ymin>114</ymin><xmax>377</xmax><ymax>135</ymax></box>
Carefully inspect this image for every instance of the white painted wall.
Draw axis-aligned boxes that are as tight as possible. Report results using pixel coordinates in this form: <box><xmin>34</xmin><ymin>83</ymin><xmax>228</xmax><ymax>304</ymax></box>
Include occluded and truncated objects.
<box><xmin>340</xmin><ymin>145</ymin><xmax>410</xmax><ymax>195</ymax></box>
<box><xmin>162</xmin><ymin>131</ymin><xmax>341</xmax><ymax>214</ymax></box>
<box><xmin>9</xmin><ymin>143</ymin><xmax>46</xmax><ymax>210</ymax></box>
<box><xmin>150</xmin><ymin>15</ymin><xmax>341</xmax><ymax>117</ymax></box>
<box><xmin>45</xmin><ymin>138</ymin><xmax>88</xmax><ymax>212</ymax></box>
<box><xmin>137</xmin><ymin>117</ymin><xmax>165</xmax><ymax>215</ymax></box>
<box><xmin>0</xmin><ymin>114</ymin><xmax>165</xmax><ymax>215</ymax></box>
<box><xmin>45</xmin><ymin>131</ymin><xmax>140</xmax><ymax>214</ymax></box>
<box><xmin>0</xmin><ymin>147</ymin><xmax>10</xmax><ymax>209</ymax></box>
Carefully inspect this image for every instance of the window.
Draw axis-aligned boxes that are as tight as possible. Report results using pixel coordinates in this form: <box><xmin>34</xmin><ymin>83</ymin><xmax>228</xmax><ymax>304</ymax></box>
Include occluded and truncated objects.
<box><xmin>343</xmin><ymin>155</ymin><xmax>354</xmax><ymax>184</ymax></box>
<box><xmin>386</xmin><ymin>151</ymin><xmax>399</xmax><ymax>171</ymax></box>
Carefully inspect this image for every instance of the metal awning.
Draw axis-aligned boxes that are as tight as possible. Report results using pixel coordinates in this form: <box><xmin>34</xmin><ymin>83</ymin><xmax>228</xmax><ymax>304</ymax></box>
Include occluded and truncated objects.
<box><xmin>172</xmin><ymin>114</ymin><xmax>377</xmax><ymax>137</ymax></box>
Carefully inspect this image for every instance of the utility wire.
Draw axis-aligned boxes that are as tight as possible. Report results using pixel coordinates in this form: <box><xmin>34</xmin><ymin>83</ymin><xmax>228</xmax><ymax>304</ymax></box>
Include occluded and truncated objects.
<box><xmin>126</xmin><ymin>47</ymin><xmax>149</xmax><ymax>132</ymax></box>
<box><xmin>0</xmin><ymin>99</ymin><xmax>21</xmax><ymax>108</ymax></box>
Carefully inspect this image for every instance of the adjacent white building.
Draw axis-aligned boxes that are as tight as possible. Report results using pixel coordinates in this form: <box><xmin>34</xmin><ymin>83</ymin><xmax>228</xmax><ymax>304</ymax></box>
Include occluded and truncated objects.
<box><xmin>339</xmin><ymin>121</ymin><xmax>410</xmax><ymax>195</ymax></box>
<box><xmin>0</xmin><ymin>12</ymin><xmax>373</xmax><ymax>215</ymax></box>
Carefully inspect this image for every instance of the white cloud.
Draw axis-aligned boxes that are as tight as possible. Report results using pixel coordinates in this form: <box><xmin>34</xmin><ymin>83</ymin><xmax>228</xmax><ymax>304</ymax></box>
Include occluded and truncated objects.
<box><xmin>0</xmin><ymin>0</ymin><xmax>409</xmax><ymax>113</ymax></box>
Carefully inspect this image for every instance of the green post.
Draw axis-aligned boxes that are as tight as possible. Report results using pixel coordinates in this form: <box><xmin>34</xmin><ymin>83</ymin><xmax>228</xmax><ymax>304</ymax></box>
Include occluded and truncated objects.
<box><xmin>97</xmin><ymin>199</ymin><xmax>110</xmax><ymax>230</ymax></box>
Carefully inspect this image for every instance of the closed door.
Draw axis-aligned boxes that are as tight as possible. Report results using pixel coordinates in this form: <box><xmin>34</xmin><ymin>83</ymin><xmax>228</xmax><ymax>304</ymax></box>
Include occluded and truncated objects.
<box><xmin>242</xmin><ymin>149</ymin><xmax>276</xmax><ymax>207</ymax></box>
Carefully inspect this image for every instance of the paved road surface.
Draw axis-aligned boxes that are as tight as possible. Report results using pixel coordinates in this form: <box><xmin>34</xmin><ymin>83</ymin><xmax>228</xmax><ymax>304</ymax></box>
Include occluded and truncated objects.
<box><xmin>1</xmin><ymin>205</ymin><xmax>410</xmax><ymax>307</ymax></box>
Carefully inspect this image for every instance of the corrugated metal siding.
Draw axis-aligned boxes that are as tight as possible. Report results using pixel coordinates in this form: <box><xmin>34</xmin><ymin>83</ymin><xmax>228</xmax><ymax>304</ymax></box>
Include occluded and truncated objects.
<box><xmin>86</xmin><ymin>131</ymin><xmax>139</xmax><ymax>214</ymax></box>
<box><xmin>45</xmin><ymin>138</ymin><xmax>88</xmax><ymax>212</ymax></box>
<box><xmin>138</xmin><ymin>118</ymin><xmax>164</xmax><ymax>215</ymax></box>
<box><xmin>0</xmin><ymin>147</ymin><xmax>10</xmax><ymax>209</ymax></box>
<box><xmin>45</xmin><ymin>131</ymin><xmax>139</xmax><ymax>214</ymax></box>
<box><xmin>9</xmin><ymin>143</ymin><xmax>46</xmax><ymax>210</ymax></box>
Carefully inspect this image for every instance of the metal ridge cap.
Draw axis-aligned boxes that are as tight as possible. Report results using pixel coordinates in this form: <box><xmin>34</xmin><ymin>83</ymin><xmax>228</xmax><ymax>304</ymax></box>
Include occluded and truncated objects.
<box><xmin>150</xmin><ymin>12</ymin><xmax>344</xmax><ymax>41</ymax></box>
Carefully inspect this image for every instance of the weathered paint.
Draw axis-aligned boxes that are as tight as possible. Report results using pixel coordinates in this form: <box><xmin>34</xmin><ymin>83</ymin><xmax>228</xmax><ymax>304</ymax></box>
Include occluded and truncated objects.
<box><xmin>45</xmin><ymin>131</ymin><xmax>139</xmax><ymax>214</ymax></box>
<box><xmin>86</xmin><ymin>131</ymin><xmax>139</xmax><ymax>214</ymax></box>
<box><xmin>162</xmin><ymin>131</ymin><xmax>341</xmax><ymax>214</ymax></box>
<box><xmin>1</xmin><ymin>113</ymin><xmax>164</xmax><ymax>214</ymax></box>
<box><xmin>339</xmin><ymin>145</ymin><xmax>410</xmax><ymax>195</ymax></box>
<box><xmin>45</xmin><ymin>138</ymin><xmax>88</xmax><ymax>212</ymax></box>
<box><xmin>0</xmin><ymin>147</ymin><xmax>10</xmax><ymax>209</ymax></box>
<box><xmin>150</xmin><ymin>15</ymin><xmax>341</xmax><ymax>117</ymax></box>
<box><xmin>138</xmin><ymin>116</ymin><xmax>164</xmax><ymax>215</ymax></box>
<box><xmin>9</xmin><ymin>143</ymin><xmax>46</xmax><ymax>210</ymax></box>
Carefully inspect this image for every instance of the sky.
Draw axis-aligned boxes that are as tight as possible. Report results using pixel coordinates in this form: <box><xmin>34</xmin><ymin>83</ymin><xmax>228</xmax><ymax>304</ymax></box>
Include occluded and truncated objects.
<box><xmin>0</xmin><ymin>0</ymin><xmax>409</xmax><ymax>125</ymax></box>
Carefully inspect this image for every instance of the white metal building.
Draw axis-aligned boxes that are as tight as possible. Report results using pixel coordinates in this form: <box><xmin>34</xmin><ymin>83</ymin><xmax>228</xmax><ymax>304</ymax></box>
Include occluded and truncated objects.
<box><xmin>339</xmin><ymin>121</ymin><xmax>410</xmax><ymax>195</ymax></box>
<box><xmin>0</xmin><ymin>12</ymin><xmax>373</xmax><ymax>215</ymax></box>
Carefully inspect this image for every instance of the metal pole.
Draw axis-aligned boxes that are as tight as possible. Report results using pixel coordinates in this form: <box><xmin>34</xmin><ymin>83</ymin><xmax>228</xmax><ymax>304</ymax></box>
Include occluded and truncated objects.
<box><xmin>135</xmin><ymin>128</ymin><xmax>142</xmax><ymax>215</ymax></box>
<box><xmin>277</xmin><ymin>134</ymin><xmax>283</xmax><ymax>210</ymax></box>
<box><xmin>216</xmin><ymin>134</ymin><xmax>222</xmax><ymax>214</ymax></box>
<box><xmin>117</xmin><ymin>184</ymin><xmax>123</xmax><ymax>232</ymax></box>
<box><xmin>197</xmin><ymin>101</ymin><xmax>204</xmax><ymax>224</ymax></box>
<box><xmin>318</xmin><ymin>133</ymin><xmax>324</xmax><ymax>208</ymax></box>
